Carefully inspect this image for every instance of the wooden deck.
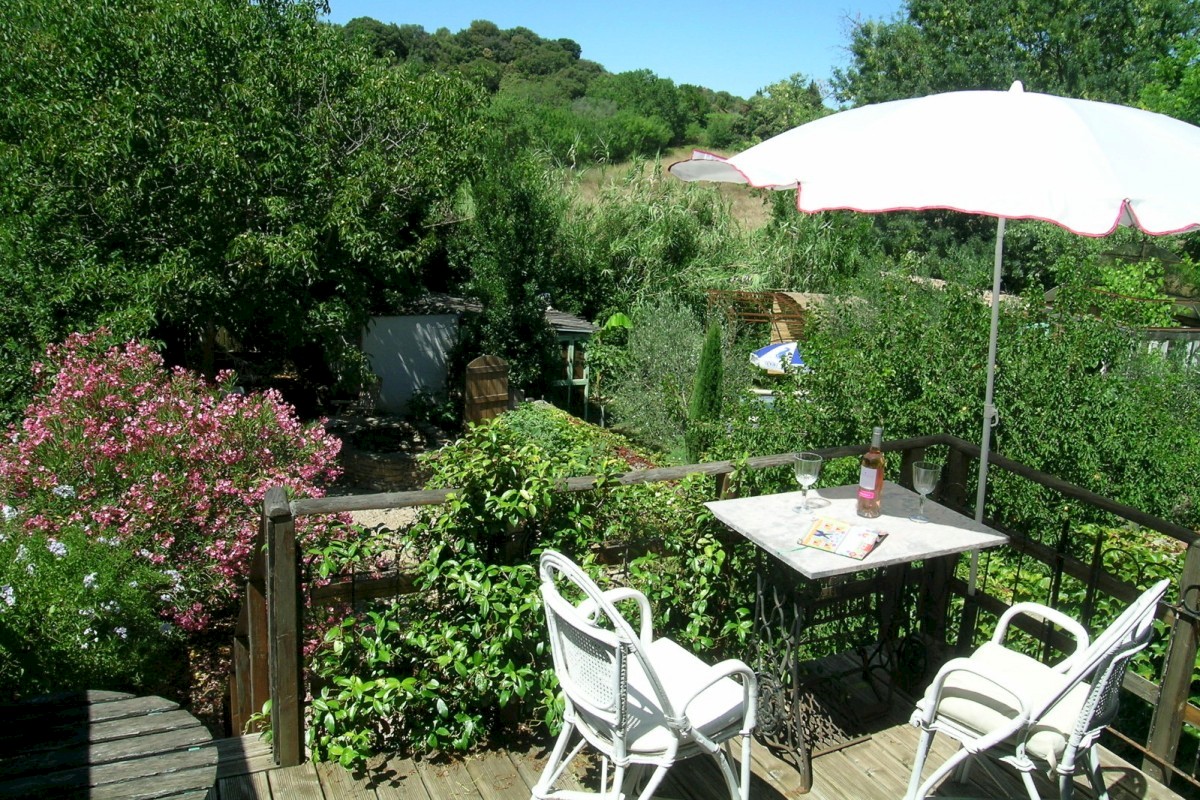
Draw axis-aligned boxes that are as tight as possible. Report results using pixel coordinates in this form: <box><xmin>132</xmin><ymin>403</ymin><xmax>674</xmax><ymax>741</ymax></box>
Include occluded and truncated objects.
<box><xmin>210</xmin><ymin>701</ymin><xmax>1187</xmax><ymax>800</ymax></box>
<box><xmin>0</xmin><ymin>690</ymin><xmax>217</xmax><ymax>800</ymax></box>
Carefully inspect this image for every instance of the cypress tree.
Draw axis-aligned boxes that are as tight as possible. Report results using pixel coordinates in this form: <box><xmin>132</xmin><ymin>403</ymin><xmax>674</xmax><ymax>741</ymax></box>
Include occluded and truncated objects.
<box><xmin>686</xmin><ymin>323</ymin><xmax>723</xmax><ymax>462</ymax></box>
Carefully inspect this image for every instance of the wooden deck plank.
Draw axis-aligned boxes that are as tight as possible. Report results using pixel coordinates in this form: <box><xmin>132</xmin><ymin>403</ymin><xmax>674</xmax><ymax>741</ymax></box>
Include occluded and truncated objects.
<box><xmin>0</xmin><ymin>689</ymin><xmax>133</xmax><ymax>722</ymax></box>
<box><xmin>215</xmin><ymin>770</ymin><xmax>271</xmax><ymax>800</ymax></box>
<box><xmin>86</xmin><ymin>764</ymin><xmax>221</xmax><ymax>800</ymax></box>
<box><xmin>733</xmin><ymin>737</ymin><xmax>810</xmax><ymax>798</ymax></box>
<box><xmin>268</xmin><ymin>761</ymin><xmax>325</xmax><ymax>800</ymax></box>
<box><xmin>0</xmin><ymin>745</ymin><xmax>218</xmax><ymax>797</ymax></box>
<box><xmin>209</xmin><ymin>734</ymin><xmax>277</xmax><ymax>779</ymax></box>
<box><xmin>505</xmin><ymin>739</ymin><xmax>590</xmax><ymax>795</ymax></box>
<box><xmin>369</xmin><ymin>755</ymin><xmax>432</xmax><ymax>800</ymax></box>
<box><xmin>0</xmin><ymin>724</ymin><xmax>212</xmax><ymax>781</ymax></box>
<box><xmin>464</xmin><ymin>749</ymin><xmax>532</xmax><ymax>800</ymax></box>
<box><xmin>0</xmin><ymin>693</ymin><xmax>177</xmax><ymax>749</ymax></box>
<box><xmin>416</xmin><ymin>757</ymin><xmax>484</xmax><ymax>800</ymax></box>
<box><xmin>0</xmin><ymin>701</ymin><xmax>194</xmax><ymax>758</ymax></box>
<box><xmin>824</xmin><ymin>742</ymin><xmax>912</xmax><ymax>799</ymax></box>
<box><xmin>194</xmin><ymin>715</ymin><xmax>1190</xmax><ymax>800</ymax></box>
<box><xmin>812</xmin><ymin>749</ymin><xmax>885</xmax><ymax>800</ymax></box>
<box><xmin>316</xmin><ymin>760</ymin><xmax>379</xmax><ymax>799</ymax></box>
<box><xmin>661</xmin><ymin>751</ymin><xmax>751</xmax><ymax>800</ymax></box>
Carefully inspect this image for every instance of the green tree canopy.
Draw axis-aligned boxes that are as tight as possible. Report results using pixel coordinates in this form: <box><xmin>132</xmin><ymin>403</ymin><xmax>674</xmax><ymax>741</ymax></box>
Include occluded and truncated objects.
<box><xmin>740</xmin><ymin>73</ymin><xmax>828</xmax><ymax>141</ymax></box>
<box><xmin>0</xmin><ymin>0</ymin><xmax>484</xmax><ymax>415</ymax></box>
<box><xmin>834</xmin><ymin>0</ymin><xmax>1200</xmax><ymax>106</ymax></box>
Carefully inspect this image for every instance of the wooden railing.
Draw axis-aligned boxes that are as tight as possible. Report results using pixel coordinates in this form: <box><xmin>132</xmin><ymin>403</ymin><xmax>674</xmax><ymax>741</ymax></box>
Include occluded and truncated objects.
<box><xmin>230</xmin><ymin>433</ymin><xmax>1200</xmax><ymax>788</ymax></box>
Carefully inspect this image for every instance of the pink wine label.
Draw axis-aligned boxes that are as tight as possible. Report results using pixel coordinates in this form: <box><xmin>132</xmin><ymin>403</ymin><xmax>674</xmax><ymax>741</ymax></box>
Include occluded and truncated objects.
<box><xmin>857</xmin><ymin>488</ymin><xmax>877</xmax><ymax>499</ymax></box>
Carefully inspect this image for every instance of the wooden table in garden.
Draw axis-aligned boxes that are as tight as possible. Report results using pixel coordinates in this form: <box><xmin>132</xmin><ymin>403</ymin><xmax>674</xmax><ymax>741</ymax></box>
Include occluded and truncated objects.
<box><xmin>0</xmin><ymin>689</ymin><xmax>217</xmax><ymax>799</ymax></box>
<box><xmin>705</xmin><ymin>481</ymin><xmax>1008</xmax><ymax>792</ymax></box>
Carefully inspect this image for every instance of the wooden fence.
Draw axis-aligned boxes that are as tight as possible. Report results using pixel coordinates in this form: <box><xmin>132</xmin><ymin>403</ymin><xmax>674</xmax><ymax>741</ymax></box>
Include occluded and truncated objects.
<box><xmin>230</xmin><ymin>432</ymin><xmax>1200</xmax><ymax>789</ymax></box>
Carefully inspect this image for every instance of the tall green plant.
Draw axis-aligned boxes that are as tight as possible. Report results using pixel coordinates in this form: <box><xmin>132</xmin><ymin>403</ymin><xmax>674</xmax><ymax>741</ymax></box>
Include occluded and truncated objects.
<box><xmin>686</xmin><ymin>323</ymin><xmax>724</xmax><ymax>461</ymax></box>
<box><xmin>450</xmin><ymin>144</ymin><xmax>565</xmax><ymax>394</ymax></box>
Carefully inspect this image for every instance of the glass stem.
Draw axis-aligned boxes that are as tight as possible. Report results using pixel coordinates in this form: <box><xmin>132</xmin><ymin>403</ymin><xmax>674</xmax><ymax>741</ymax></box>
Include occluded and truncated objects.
<box><xmin>919</xmin><ymin>494</ymin><xmax>926</xmax><ymax>516</ymax></box>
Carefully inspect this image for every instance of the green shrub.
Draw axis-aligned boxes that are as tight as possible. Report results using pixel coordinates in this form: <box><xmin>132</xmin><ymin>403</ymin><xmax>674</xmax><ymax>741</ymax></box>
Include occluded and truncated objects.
<box><xmin>304</xmin><ymin>406</ymin><xmax>753</xmax><ymax>766</ymax></box>
<box><xmin>711</xmin><ymin>273</ymin><xmax>1200</xmax><ymax>531</ymax></box>
<box><xmin>0</xmin><ymin>330</ymin><xmax>344</xmax><ymax>634</ymax></box>
<box><xmin>0</xmin><ymin>525</ymin><xmax>182</xmax><ymax>698</ymax></box>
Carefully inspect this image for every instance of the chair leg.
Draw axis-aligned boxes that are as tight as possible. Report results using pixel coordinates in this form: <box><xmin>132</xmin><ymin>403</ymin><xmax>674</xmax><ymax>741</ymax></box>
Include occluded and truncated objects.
<box><xmin>739</xmin><ymin>733</ymin><xmax>753</xmax><ymax>800</ymax></box>
<box><xmin>1018</xmin><ymin>769</ymin><xmax>1044</xmax><ymax>800</ymax></box>
<box><xmin>904</xmin><ymin>728</ymin><xmax>936</xmax><ymax>800</ymax></box>
<box><xmin>531</xmin><ymin>721</ymin><xmax>583</xmax><ymax>800</ymax></box>
<box><xmin>952</xmin><ymin>750</ymin><xmax>973</xmax><ymax>783</ymax></box>
<box><xmin>909</xmin><ymin>739</ymin><xmax>976</xmax><ymax>800</ymax></box>
<box><xmin>709</xmin><ymin>742</ymin><xmax>744</xmax><ymax>800</ymax></box>
<box><xmin>633</xmin><ymin>764</ymin><xmax>670</xmax><ymax>800</ymax></box>
<box><xmin>1082</xmin><ymin>743</ymin><xmax>1108</xmax><ymax>800</ymax></box>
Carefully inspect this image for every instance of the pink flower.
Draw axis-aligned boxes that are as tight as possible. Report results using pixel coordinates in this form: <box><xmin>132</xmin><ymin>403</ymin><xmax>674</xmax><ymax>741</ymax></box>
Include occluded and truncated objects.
<box><xmin>0</xmin><ymin>329</ymin><xmax>347</xmax><ymax>633</ymax></box>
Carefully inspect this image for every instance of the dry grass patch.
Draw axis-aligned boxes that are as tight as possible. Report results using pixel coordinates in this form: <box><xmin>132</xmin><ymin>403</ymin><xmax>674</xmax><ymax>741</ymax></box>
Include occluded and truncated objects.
<box><xmin>570</xmin><ymin>146</ymin><xmax>774</xmax><ymax>230</ymax></box>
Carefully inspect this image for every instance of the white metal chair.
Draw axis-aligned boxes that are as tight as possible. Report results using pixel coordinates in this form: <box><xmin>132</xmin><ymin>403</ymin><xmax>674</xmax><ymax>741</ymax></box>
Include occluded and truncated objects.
<box><xmin>532</xmin><ymin>550</ymin><xmax>757</xmax><ymax>800</ymax></box>
<box><xmin>904</xmin><ymin>579</ymin><xmax>1169</xmax><ymax>800</ymax></box>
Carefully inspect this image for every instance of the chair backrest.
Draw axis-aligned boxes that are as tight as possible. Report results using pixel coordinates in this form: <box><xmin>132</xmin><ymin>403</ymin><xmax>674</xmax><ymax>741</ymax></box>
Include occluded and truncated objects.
<box><xmin>538</xmin><ymin>551</ymin><xmax>677</xmax><ymax>742</ymax></box>
<box><xmin>1054</xmin><ymin>579</ymin><xmax>1169</xmax><ymax>744</ymax></box>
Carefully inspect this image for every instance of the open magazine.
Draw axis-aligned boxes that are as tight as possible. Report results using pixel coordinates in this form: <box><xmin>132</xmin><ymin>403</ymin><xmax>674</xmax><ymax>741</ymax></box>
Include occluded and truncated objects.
<box><xmin>799</xmin><ymin>517</ymin><xmax>888</xmax><ymax>560</ymax></box>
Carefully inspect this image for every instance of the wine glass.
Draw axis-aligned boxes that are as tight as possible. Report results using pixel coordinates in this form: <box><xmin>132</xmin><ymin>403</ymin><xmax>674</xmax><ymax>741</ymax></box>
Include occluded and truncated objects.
<box><xmin>793</xmin><ymin>452</ymin><xmax>823</xmax><ymax>516</ymax></box>
<box><xmin>911</xmin><ymin>460</ymin><xmax>942</xmax><ymax>522</ymax></box>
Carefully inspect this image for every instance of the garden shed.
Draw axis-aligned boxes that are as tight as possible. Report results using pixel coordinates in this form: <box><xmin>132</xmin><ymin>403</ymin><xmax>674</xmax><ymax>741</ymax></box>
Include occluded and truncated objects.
<box><xmin>361</xmin><ymin>294</ymin><xmax>596</xmax><ymax>413</ymax></box>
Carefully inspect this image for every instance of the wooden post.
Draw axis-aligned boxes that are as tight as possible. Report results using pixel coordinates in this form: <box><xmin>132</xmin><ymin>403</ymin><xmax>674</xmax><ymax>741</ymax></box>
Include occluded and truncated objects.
<box><xmin>898</xmin><ymin>445</ymin><xmax>923</xmax><ymax>491</ymax></box>
<box><xmin>230</xmin><ymin>520</ymin><xmax>270</xmax><ymax>736</ymax></box>
<box><xmin>246</xmin><ymin>552</ymin><xmax>269</xmax><ymax>729</ymax></box>
<box><xmin>1143</xmin><ymin>540</ymin><xmax>1200</xmax><ymax>784</ymax></box>
<box><xmin>264</xmin><ymin>487</ymin><xmax>304</xmax><ymax>767</ymax></box>
<box><xmin>941</xmin><ymin>444</ymin><xmax>969</xmax><ymax>511</ymax></box>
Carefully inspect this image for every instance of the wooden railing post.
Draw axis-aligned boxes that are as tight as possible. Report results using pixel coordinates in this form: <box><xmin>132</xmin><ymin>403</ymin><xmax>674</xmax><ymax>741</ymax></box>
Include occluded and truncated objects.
<box><xmin>941</xmin><ymin>442</ymin><xmax>970</xmax><ymax>512</ymax></box>
<box><xmin>264</xmin><ymin>487</ymin><xmax>304</xmax><ymax>767</ymax></box>
<box><xmin>1143</xmin><ymin>539</ymin><xmax>1200</xmax><ymax>784</ymax></box>
<box><xmin>229</xmin><ymin>542</ymin><xmax>268</xmax><ymax>736</ymax></box>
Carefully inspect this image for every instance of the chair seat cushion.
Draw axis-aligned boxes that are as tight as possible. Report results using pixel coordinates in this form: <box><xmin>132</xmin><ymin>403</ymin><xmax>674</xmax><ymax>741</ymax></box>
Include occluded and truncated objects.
<box><xmin>916</xmin><ymin>643</ymin><xmax>1090</xmax><ymax>762</ymax></box>
<box><xmin>624</xmin><ymin>637</ymin><xmax>746</xmax><ymax>754</ymax></box>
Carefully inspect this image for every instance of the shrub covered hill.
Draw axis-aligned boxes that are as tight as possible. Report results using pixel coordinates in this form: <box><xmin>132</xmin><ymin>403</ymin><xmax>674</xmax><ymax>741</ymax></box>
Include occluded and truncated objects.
<box><xmin>338</xmin><ymin>16</ymin><xmax>828</xmax><ymax>163</ymax></box>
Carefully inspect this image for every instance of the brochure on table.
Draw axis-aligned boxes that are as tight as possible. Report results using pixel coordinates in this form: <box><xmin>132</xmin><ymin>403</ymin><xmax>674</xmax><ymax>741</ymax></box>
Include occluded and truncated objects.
<box><xmin>800</xmin><ymin>517</ymin><xmax>888</xmax><ymax>560</ymax></box>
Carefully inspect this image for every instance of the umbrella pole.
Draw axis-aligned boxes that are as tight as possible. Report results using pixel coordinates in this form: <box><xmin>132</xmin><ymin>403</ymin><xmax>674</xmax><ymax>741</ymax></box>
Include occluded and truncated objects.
<box><xmin>970</xmin><ymin>217</ymin><xmax>1006</xmax><ymax>592</ymax></box>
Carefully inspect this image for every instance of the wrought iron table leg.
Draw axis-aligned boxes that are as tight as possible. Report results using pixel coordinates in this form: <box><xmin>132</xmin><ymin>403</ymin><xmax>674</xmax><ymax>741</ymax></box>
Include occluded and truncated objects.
<box><xmin>751</xmin><ymin>568</ymin><xmax>813</xmax><ymax>791</ymax></box>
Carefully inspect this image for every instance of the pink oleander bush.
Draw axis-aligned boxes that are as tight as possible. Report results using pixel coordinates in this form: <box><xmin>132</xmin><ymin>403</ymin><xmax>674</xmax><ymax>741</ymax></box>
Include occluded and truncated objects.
<box><xmin>0</xmin><ymin>330</ymin><xmax>345</xmax><ymax>635</ymax></box>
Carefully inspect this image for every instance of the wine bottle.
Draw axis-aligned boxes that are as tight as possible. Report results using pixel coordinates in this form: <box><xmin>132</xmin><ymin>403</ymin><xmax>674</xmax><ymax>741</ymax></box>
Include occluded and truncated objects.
<box><xmin>856</xmin><ymin>426</ymin><xmax>885</xmax><ymax>518</ymax></box>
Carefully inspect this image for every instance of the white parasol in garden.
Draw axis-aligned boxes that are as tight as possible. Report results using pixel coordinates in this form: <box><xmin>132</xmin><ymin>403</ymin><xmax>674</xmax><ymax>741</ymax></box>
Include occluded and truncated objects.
<box><xmin>672</xmin><ymin>80</ymin><xmax>1200</xmax><ymax>524</ymax></box>
<box><xmin>750</xmin><ymin>341</ymin><xmax>805</xmax><ymax>372</ymax></box>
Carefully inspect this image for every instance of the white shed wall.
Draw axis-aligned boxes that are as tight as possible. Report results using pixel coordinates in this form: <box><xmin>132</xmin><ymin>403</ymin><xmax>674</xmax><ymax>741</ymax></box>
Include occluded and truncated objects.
<box><xmin>362</xmin><ymin>315</ymin><xmax>459</xmax><ymax>412</ymax></box>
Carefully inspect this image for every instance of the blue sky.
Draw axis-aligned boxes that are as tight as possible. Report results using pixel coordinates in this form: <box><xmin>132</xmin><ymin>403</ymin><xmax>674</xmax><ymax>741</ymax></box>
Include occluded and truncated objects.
<box><xmin>322</xmin><ymin>1</ymin><xmax>906</xmax><ymax>99</ymax></box>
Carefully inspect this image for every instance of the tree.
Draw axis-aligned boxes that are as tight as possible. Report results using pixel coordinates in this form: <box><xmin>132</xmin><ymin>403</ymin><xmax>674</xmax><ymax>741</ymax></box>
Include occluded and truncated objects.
<box><xmin>342</xmin><ymin>16</ymin><xmax>416</xmax><ymax>60</ymax></box>
<box><xmin>0</xmin><ymin>0</ymin><xmax>484</xmax><ymax>417</ymax></box>
<box><xmin>686</xmin><ymin>323</ymin><xmax>724</xmax><ymax>461</ymax></box>
<box><xmin>450</xmin><ymin>143</ymin><xmax>563</xmax><ymax>394</ymax></box>
<box><xmin>586</xmin><ymin>70</ymin><xmax>688</xmax><ymax>144</ymax></box>
<box><xmin>1142</xmin><ymin>38</ymin><xmax>1200</xmax><ymax>126</ymax></box>
<box><xmin>833</xmin><ymin>0</ymin><xmax>1200</xmax><ymax>107</ymax></box>
<box><xmin>740</xmin><ymin>73</ymin><xmax>828</xmax><ymax>141</ymax></box>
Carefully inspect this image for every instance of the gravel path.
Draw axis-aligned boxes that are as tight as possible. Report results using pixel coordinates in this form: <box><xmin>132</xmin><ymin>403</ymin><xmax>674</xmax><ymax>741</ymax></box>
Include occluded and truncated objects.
<box><xmin>348</xmin><ymin>505</ymin><xmax>418</xmax><ymax>530</ymax></box>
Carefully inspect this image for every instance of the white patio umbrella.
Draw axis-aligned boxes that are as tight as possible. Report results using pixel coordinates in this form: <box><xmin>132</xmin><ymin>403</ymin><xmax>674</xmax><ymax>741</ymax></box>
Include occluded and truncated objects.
<box><xmin>671</xmin><ymin>81</ymin><xmax>1200</xmax><ymax>525</ymax></box>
